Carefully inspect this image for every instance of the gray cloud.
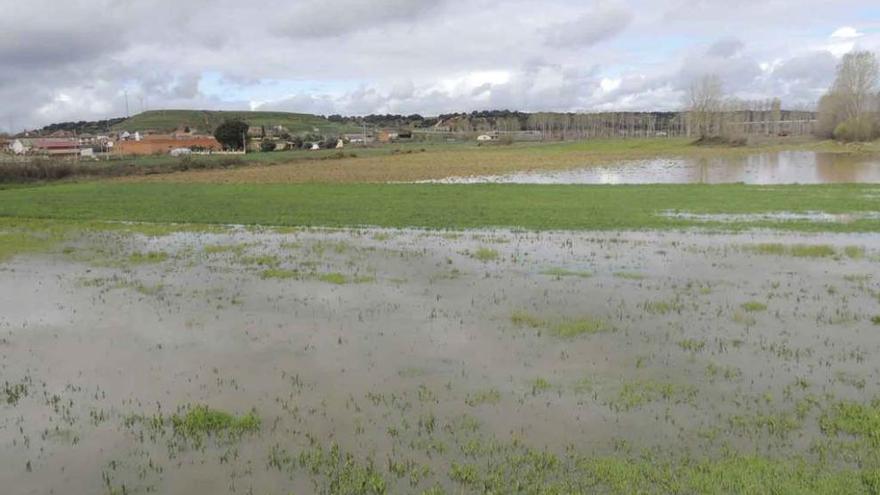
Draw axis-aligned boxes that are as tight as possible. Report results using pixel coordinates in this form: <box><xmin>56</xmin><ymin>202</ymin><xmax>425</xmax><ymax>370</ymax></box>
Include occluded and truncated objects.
<box><xmin>1</xmin><ymin>0</ymin><xmax>878</xmax><ymax>132</ymax></box>
<box><xmin>544</xmin><ymin>4</ymin><xmax>633</xmax><ymax>47</ymax></box>
<box><xmin>273</xmin><ymin>0</ymin><xmax>443</xmax><ymax>39</ymax></box>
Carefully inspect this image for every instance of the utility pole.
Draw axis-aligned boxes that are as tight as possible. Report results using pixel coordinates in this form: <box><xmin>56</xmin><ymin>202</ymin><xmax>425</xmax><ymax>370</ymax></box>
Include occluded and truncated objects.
<box><xmin>124</xmin><ymin>90</ymin><xmax>130</xmax><ymax>118</ymax></box>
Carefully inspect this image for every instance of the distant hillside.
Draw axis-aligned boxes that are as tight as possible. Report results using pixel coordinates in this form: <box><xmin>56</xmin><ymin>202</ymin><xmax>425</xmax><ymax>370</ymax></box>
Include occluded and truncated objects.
<box><xmin>111</xmin><ymin>110</ymin><xmax>361</xmax><ymax>135</ymax></box>
<box><xmin>39</xmin><ymin>117</ymin><xmax>127</xmax><ymax>135</ymax></box>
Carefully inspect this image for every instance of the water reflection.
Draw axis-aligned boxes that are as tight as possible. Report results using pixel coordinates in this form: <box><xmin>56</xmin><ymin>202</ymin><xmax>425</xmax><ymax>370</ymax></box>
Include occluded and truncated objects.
<box><xmin>429</xmin><ymin>152</ymin><xmax>880</xmax><ymax>185</ymax></box>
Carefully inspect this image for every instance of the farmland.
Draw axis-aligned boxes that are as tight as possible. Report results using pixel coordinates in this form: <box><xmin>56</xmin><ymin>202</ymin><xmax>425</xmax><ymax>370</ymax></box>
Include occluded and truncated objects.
<box><xmin>2</xmin><ymin>137</ymin><xmax>880</xmax><ymax>494</ymax></box>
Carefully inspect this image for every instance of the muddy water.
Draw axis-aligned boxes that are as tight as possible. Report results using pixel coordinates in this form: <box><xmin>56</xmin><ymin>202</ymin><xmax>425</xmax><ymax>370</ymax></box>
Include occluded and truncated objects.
<box><xmin>425</xmin><ymin>151</ymin><xmax>880</xmax><ymax>184</ymax></box>
<box><xmin>1</xmin><ymin>226</ymin><xmax>880</xmax><ymax>493</ymax></box>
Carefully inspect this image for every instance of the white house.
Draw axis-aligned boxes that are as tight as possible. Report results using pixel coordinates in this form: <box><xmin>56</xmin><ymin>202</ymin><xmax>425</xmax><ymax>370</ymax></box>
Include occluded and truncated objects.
<box><xmin>10</xmin><ymin>139</ymin><xmax>27</xmax><ymax>155</ymax></box>
<box><xmin>476</xmin><ymin>134</ymin><xmax>495</xmax><ymax>142</ymax></box>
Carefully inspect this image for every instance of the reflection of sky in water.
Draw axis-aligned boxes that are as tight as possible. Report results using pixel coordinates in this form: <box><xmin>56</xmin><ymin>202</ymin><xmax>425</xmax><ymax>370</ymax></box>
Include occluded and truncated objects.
<box><xmin>427</xmin><ymin>152</ymin><xmax>880</xmax><ymax>185</ymax></box>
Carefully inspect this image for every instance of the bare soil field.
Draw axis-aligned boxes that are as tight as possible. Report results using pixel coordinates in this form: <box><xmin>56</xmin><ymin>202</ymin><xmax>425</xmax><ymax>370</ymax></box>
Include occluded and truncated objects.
<box><xmin>113</xmin><ymin>138</ymin><xmax>877</xmax><ymax>185</ymax></box>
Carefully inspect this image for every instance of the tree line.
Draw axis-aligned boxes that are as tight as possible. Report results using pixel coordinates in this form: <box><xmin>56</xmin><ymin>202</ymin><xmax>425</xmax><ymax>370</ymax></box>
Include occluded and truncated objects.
<box><xmin>687</xmin><ymin>51</ymin><xmax>878</xmax><ymax>143</ymax></box>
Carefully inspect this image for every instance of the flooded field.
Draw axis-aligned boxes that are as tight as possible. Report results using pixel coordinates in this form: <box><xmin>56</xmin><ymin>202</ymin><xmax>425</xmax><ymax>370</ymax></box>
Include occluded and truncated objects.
<box><xmin>425</xmin><ymin>151</ymin><xmax>880</xmax><ymax>184</ymax></box>
<box><xmin>2</xmin><ymin>224</ymin><xmax>880</xmax><ymax>493</ymax></box>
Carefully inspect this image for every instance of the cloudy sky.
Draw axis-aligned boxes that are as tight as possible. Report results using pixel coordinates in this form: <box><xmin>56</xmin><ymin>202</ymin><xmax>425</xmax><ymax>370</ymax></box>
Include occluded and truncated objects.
<box><xmin>3</xmin><ymin>0</ymin><xmax>879</xmax><ymax>131</ymax></box>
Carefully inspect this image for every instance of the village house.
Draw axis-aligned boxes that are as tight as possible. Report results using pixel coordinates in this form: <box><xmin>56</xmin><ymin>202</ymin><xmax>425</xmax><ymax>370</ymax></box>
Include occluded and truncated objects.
<box><xmin>113</xmin><ymin>134</ymin><xmax>221</xmax><ymax>156</ymax></box>
<box><xmin>11</xmin><ymin>137</ymin><xmax>81</xmax><ymax>156</ymax></box>
<box><xmin>344</xmin><ymin>133</ymin><xmax>373</xmax><ymax>144</ymax></box>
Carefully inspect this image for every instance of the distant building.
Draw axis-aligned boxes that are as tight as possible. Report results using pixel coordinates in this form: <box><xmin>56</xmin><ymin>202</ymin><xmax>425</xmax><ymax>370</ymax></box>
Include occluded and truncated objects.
<box><xmin>10</xmin><ymin>139</ymin><xmax>27</xmax><ymax>155</ymax></box>
<box><xmin>113</xmin><ymin>135</ymin><xmax>221</xmax><ymax>155</ymax></box>
<box><xmin>344</xmin><ymin>133</ymin><xmax>372</xmax><ymax>144</ymax></box>
<box><xmin>18</xmin><ymin>138</ymin><xmax>81</xmax><ymax>155</ymax></box>
<box><xmin>376</xmin><ymin>130</ymin><xmax>399</xmax><ymax>143</ymax></box>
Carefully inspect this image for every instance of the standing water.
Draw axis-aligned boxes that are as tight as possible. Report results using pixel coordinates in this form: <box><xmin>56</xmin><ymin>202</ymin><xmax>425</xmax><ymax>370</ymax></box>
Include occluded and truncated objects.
<box><xmin>421</xmin><ymin>151</ymin><xmax>880</xmax><ymax>184</ymax></box>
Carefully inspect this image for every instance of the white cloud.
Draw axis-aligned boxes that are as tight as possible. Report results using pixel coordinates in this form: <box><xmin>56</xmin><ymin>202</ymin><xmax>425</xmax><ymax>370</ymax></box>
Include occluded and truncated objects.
<box><xmin>830</xmin><ymin>26</ymin><xmax>864</xmax><ymax>39</ymax></box>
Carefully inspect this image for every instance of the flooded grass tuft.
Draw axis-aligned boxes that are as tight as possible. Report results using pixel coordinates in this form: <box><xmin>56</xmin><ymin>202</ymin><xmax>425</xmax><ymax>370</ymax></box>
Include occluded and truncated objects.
<box><xmin>171</xmin><ymin>405</ymin><xmax>260</xmax><ymax>439</ymax></box>
<box><xmin>472</xmin><ymin>247</ymin><xmax>500</xmax><ymax>262</ymax></box>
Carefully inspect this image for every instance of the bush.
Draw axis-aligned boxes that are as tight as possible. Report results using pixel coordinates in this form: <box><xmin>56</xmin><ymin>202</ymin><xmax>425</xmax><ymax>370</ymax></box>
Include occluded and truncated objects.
<box><xmin>0</xmin><ymin>159</ymin><xmax>78</xmax><ymax>183</ymax></box>
<box><xmin>260</xmin><ymin>140</ymin><xmax>276</xmax><ymax>152</ymax></box>
<box><xmin>833</xmin><ymin>117</ymin><xmax>877</xmax><ymax>142</ymax></box>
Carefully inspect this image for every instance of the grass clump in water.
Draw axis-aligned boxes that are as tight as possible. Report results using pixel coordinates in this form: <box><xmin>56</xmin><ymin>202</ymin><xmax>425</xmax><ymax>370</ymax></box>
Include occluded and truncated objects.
<box><xmin>614</xmin><ymin>271</ymin><xmax>645</xmax><ymax>280</ymax></box>
<box><xmin>317</xmin><ymin>272</ymin><xmax>375</xmax><ymax>284</ymax></box>
<box><xmin>551</xmin><ymin>317</ymin><xmax>614</xmax><ymax>338</ymax></box>
<box><xmin>820</xmin><ymin>400</ymin><xmax>880</xmax><ymax>447</ymax></box>
<box><xmin>845</xmin><ymin>246</ymin><xmax>865</xmax><ymax>259</ymax></box>
<box><xmin>611</xmin><ymin>380</ymin><xmax>697</xmax><ymax>411</ymax></box>
<box><xmin>741</xmin><ymin>301</ymin><xmax>768</xmax><ymax>312</ymax></box>
<box><xmin>530</xmin><ymin>377</ymin><xmax>553</xmax><ymax>395</ymax></box>
<box><xmin>510</xmin><ymin>311</ymin><xmax>613</xmax><ymax>338</ymax></box>
<box><xmin>171</xmin><ymin>405</ymin><xmax>260</xmax><ymax>440</ymax></box>
<box><xmin>472</xmin><ymin>247</ymin><xmax>500</xmax><ymax>262</ymax></box>
<box><xmin>128</xmin><ymin>251</ymin><xmax>169</xmax><ymax>264</ymax></box>
<box><xmin>678</xmin><ymin>339</ymin><xmax>706</xmax><ymax>352</ymax></box>
<box><xmin>204</xmin><ymin>243</ymin><xmax>248</xmax><ymax>256</ymax></box>
<box><xmin>465</xmin><ymin>389</ymin><xmax>501</xmax><ymax>407</ymax></box>
<box><xmin>510</xmin><ymin>310</ymin><xmax>544</xmax><ymax>329</ymax></box>
<box><xmin>541</xmin><ymin>267</ymin><xmax>592</xmax><ymax>278</ymax></box>
<box><xmin>0</xmin><ymin>232</ymin><xmax>59</xmax><ymax>262</ymax></box>
<box><xmin>642</xmin><ymin>299</ymin><xmax>682</xmax><ymax>315</ymax></box>
<box><xmin>745</xmin><ymin>243</ymin><xmax>836</xmax><ymax>258</ymax></box>
<box><xmin>261</xmin><ymin>268</ymin><xmax>300</xmax><ymax>280</ymax></box>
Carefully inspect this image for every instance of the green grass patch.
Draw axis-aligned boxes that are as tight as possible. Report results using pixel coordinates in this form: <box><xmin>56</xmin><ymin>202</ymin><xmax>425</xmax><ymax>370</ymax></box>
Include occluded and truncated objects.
<box><xmin>316</xmin><ymin>272</ymin><xmax>375</xmax><ymax>284</ymax></box>
<box><xmin>472</xmin><ymin>247</ymin><xmax>500</xmax><ymax>262</ymax></box>
<box><xmin>820</xmin><ymin>400</ymin><xmax>880</xmax><ymax>446</ymax></box>
<box><xmin>171</xmin><ymin>405</ymin><xmax>260</xmax><ymax>439</ymax></box>
<box><xmin>260</xmin><ymin>268</ymin><xmax>300</xmax><ymax>280</ymax></box>
<box><xmin>845</xmin><ymin>245</ymin><xmax>866</xmax><ymax>259</ymax></box>
<box><xmin>642</xmin><ymin>299</ymin><xmax>682</xmax><ymax>315</ymax></box>
<box><xmin>740</xmin><ymin>301</ymin><xmax>768</xmax><ymax>312</ymax></box>
<box><xmin>610</xmin><ymin>380</ymin><xmax>697</xmax><ymax>411</ymax></box>
<box><xmin>510</xmin><ymin>310</ymin><xmax>544</xmax><ymax>329</ymax></box>
<box><xmin>530</xmin><ymin>377</ymin><xmax>553</xmax><ymax>395</ymax></box>
<box><xmin>510</xmin><ymin>311</ymin><xmax>613</xmax><ymax>338</ymax></box>
<box><xmin>465</xmin><ymin>389</ymin><xmax>501</xmax><ymax>407</ymax></box>
<box><xmin>551</xmin><ymin>317</ymin><xmax>614</xmax><ymax>338</ymax></box>
<box><xmin>0</xmin><ymin>231</ymin><xmax>59</xmax><ymax>262</ymax></box>
<box><xmin>745</xmin><ymin>243</ymin><xmax>837</xmax><ymax>258</ymax></box>
<box><xmin>1</xmin><ymin>183</ymin><xmax>879</xmax><ymax>232</ymax></box>
<box><xmin>541</xmin><ymin>267</ymin><xmax>592</xmax><ymax>278</ymax></box>
<box><xmin>204</xmin><ymin>244</ymin><xmax>248</xmax><ymax>255</ymax></box>
<box><xmin>127</xmin><ymin>251</ymin><xmax>169</xmax><ymax>264</ymax></box>
<box><xmin>678</xmin><ymin>339</ymin><xmax>706</xmax><ymax>352</ymax></box>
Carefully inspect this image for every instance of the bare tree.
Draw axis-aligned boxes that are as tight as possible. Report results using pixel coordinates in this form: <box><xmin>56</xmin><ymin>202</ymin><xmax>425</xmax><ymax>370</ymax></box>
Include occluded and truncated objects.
<box><xmin>685</xmin><ymin>74</ymin><xmax>723</xmax><ymax>139</ymax></box>
<box><xmin>834</xmin><ymin>51</ymin><xmax>879</xmax><ymax>120</ymax></box>
<box><xmin>818</xmin><ymin>51</ymin><xmax>879</xmax><ymax>141</ymax></box>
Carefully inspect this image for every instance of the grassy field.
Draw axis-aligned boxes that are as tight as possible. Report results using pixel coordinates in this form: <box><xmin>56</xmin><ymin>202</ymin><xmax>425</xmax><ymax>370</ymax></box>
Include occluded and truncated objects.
<box><xmin>1</xmin><ymin>182</ymin><xmax>878</xmax><ymax>232</ymax></box>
